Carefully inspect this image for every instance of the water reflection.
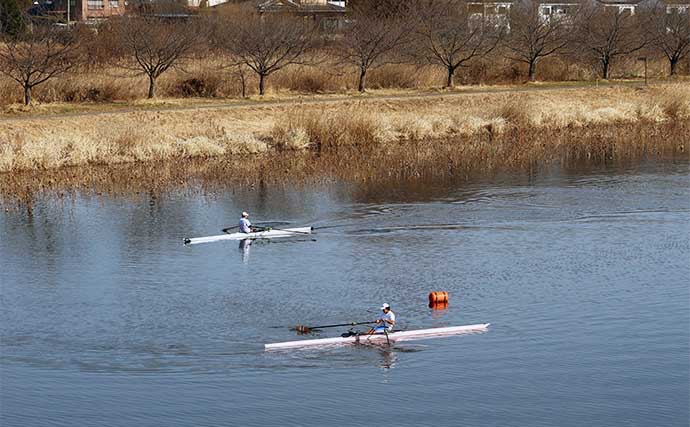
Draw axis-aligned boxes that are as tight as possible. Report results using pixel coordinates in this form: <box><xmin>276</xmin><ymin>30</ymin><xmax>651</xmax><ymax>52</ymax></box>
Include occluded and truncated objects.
<box><xmin>3</xmin><ymin>138</ymin><xmax>686</xmax><ymax>208</ymax></box>
<box><xmin>239</xmin><ymin>239</ymin><xmax>252</xmax><ymax>264</ymax></box>
<box><xmin>429</xmin><ymin>304</ymin><xmax>450</xmax><ymax>319</ymax></box>
<box><xmin>377</xmin><ymin>346</ymin><xmax>397</xmax><ymax>370</ymax></box>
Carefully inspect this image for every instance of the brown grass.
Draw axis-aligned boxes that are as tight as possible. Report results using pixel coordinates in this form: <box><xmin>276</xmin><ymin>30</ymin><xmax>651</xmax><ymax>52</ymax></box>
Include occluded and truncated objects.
<box><xmin>2</xmin><ymin>119</ymin><xmax>686</xmax><ymax>207</ymax></box>
<box><xmin>271</xmin><ymin>109</ymin><xmax>387</xmax><ymax>150</ymax></box>
<box><xmin>0</xmin><ymin>83</ymin><xmax>688</xmax><ymax>176</ymax></box>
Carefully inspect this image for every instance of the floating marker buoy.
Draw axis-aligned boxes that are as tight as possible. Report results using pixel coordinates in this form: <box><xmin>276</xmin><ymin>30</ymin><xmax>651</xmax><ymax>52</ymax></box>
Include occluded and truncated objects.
<box><xmin>429</xmin><ymin>291</ymin><xmax>449</xmax><ymax>304</ymax></box>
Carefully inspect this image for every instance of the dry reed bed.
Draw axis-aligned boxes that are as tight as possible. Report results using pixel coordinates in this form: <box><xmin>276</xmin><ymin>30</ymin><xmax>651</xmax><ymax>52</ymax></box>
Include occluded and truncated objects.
<box><xmin>2</xmin><ymin>119</ymin><xmax>686</xmax><ymax>207</ymax></box>
<box><xmin>0</xmin><ymin>83</ymin><xmax>688</xmax><ymax>175</ymax></box>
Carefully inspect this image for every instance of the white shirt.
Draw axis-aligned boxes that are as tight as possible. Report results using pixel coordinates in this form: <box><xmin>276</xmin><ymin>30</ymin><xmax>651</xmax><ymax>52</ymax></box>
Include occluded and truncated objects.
<box><xmin>239</xmin><ymin>218</ymin><xmax>252</xmax><ymax>233</ymax></box>
<box><xmin>379</xmin><ymin>310</ymin><xmax>396</xmax><ymax>331</ymax></box>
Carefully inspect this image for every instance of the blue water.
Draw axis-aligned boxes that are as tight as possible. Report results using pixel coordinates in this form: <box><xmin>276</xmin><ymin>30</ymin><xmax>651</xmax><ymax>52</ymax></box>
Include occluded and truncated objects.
<box><xmin>1</xmin><ymin>160</ymin><xmax>688</xmax><ymax>426</ymax></box>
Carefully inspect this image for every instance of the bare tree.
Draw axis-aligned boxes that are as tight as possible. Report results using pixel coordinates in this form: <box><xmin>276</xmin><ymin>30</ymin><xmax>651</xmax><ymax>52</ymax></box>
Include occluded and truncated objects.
<box><xmin>573</xmin><ymin>3</ymin><xmax>647</xmax><ymax>80</ymax></box>
<box><xmin>106</xmin><ymin>17</ymin><xmax>201</xmax><ymax>98</ymax></box>
<box><xmin>0</xmin><ymin>23</ymin><xmax>82</xmax><ymax>105</ymax></box>
<box><xmin>505</xmin><ymin>0</ymin><xmax>569</xmax><ymax>81</ymax></box>
<box><xmin>215</xmin><ymin>12</ymin><xmax>317</xmax><ymax>96</ymax></box>
<box><xmin>643</xmin><ymin>1</ymin><xmax>690</xmax><ymax>76</ymax></box>
<box><xmin>127</xmin><ymin>0</ymin><xmax>190</xmax><ymax>16</ymax></box>
<box><xmin>348</xmin><ymin>0</ymin><xmax>411</xmax><ymax>18</ymax></box>
<box><xmin>332</xmin><ymin>7</ymin><xmax>411</xmax><ymax>92</ymax></box>
<box><xmin>412</xmin><ymin>0</ymin><xmax>504</xmax><ymax>88</ymax></box>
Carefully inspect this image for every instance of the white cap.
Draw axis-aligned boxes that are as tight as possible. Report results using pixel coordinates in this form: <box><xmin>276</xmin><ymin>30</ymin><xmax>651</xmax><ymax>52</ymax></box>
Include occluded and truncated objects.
<box><xmin>242</xmin><ymin>212</ymin><xmax>249</xmax><ymax>217</ymax></box>
<box><xmin>380</xmin><ymin>303</ymin><xmax>390</xmax><ymax>310</ymax></box>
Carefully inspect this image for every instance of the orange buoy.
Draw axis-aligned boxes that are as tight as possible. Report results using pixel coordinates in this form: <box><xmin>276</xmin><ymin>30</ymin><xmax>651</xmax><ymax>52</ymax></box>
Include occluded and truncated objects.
<box><xmin>429</xmin><ymin>291</ymin><xmax>449</xmax><ymax>304</ymax></box>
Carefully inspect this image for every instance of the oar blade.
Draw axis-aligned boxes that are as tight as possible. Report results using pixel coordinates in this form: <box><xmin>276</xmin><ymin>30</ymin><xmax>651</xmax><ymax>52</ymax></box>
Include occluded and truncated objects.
<box><xmin>292</xmin><ymin>320</ymin><xmax>375</xmax><ymax>334</ymax></box>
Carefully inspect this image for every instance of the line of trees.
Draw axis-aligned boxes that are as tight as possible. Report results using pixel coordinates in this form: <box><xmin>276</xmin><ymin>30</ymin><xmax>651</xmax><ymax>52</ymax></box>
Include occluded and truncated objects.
<box><xmin>0</xmin><ymin>0</ymin><xmax>688</xmax><ymax>104</ymax></box>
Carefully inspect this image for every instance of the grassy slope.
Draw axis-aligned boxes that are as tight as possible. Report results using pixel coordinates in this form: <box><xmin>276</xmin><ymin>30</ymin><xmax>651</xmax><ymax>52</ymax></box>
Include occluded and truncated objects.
<box><xmin>0</xmin><ymin>82</ymin><xmax>688</xmax><ymax>173</ymax></box>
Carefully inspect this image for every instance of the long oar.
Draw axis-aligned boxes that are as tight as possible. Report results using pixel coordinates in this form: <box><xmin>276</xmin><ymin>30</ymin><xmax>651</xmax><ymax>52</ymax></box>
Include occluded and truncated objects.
<box><xmin>220</xmin><ymin>226</ymin><xmax>272</xmax><ymax>236</ymax></box>
<box><xmin>222</xmin><ymin>225</ymin><xmax>270</xmax><ymax>234</ymax></box>
<box><xmin>222</xmin><ymin>222</ymin><xmax>295</xmax><ymax>234</ymax></box>
<box><xmin>295</xmin><ymin>321</ymin><xmax>374</xmax><ymax>334</ymax></box>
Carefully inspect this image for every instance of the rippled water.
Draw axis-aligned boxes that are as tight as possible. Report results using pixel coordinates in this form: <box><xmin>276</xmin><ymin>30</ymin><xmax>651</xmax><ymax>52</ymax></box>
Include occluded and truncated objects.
<box><xmin>1</xmin><ymin>160</ymin><xmax>689</xmax><ymax>426</ymax></box>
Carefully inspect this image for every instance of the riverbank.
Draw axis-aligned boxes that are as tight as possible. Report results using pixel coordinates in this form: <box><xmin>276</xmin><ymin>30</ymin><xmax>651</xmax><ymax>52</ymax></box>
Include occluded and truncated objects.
<box><xmin>0</xmin><ymin>82</ymin><xmax>688</xmax><ymax>177</ymax></box>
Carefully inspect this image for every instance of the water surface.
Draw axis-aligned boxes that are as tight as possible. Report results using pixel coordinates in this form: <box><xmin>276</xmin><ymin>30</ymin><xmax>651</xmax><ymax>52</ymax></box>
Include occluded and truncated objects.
<box><xmin>1</xmin><ymin>160</ymin><xmax>688</xmax><ymax>426</ymax></box>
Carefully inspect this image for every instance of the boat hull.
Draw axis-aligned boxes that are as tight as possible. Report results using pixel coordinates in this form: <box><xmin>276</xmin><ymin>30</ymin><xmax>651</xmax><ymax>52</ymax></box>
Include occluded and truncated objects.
<box><xmin>184</xmin><ymin>227</ymin><xmax>313</xmax><ymax>245</ymax></box>
<box><xmin>265</xmin><ymin>323</ymin><xmax>490</xmax><ymax>350</ymax></box>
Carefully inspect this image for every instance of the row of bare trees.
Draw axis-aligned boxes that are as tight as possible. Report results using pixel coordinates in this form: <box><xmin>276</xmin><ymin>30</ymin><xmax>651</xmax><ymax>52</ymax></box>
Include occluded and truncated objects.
<box><xmin>500</xmin><ymin>0</ymin><xmax>688</xmax><ymax>81</ymax></box>
<box><xmin>0</xmin><ymin>0</ymin><xmax>688</xmax><ymax>105</ymax></box>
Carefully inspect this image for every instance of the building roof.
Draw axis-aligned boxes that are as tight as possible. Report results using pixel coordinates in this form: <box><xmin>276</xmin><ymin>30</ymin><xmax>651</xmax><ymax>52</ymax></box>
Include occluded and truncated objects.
<box><xmin>597</xmin><ymin>0</ymin><xmax>642</xmax><ymax>5</ymax></box>
<box><xmin>466</xmin><ymin>0</ymin><xmax>515</xmax><ymax>4</ymax></box>
<box><xmin>258</xmin><ymin>0</ymin><xmax>345</xmax><ymax>13</ymax></box>
<box><xmin>538</xmin><ymin>0</ymin><xmax>584</xmax><ymax>4</ymax></box>
<box><xmin>537</xmin><ymin>0</ymin><xmax>682</xmax><ymax>5</ymax></box>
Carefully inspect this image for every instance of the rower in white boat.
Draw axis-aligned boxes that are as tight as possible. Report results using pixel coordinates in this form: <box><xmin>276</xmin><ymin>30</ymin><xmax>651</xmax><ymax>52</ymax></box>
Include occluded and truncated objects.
<box><xmin>266</xmin><ymin>324</ymin><xmax>490</xmax><ymax>350</ymax></box>
<box><xmin>340</xmin><ymin>303</ymin><xmax>395</xmax><ymax>337</ymax></box>
<box><xmin>239</xmin><ymin>212</ymin><xmax>255</xmax><ymax>233</ymax></box>
<box><xmin>370</xmin><ymin>303</ymin><xmax>396</xmax><ymax>334</ymax></box>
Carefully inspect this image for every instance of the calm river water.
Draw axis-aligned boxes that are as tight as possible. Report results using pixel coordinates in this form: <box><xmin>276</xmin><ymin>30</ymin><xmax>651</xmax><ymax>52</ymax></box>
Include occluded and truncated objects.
<box><xmin>1</xmin><ymin>159</ymin><xmax>689</xmax><ymax>427</ymax></box>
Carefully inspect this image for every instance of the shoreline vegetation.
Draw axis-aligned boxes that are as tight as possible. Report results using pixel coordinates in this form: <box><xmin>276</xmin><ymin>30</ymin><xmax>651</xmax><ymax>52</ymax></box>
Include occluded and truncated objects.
<box><xmin>1</xmin><ymin>82</ymin><xmax>689</xmax><ymax>202</ymax></box>
<box><xmin>1</xmin><ymin>83</ymin><xmax>689</xmax><ymax>169</ymax></box>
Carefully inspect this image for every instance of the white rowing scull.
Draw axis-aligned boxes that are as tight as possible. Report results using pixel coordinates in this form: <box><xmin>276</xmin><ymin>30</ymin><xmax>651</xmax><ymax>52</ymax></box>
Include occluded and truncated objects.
<box><xmin>265</xmin><ymin>323</ymin><xmax>490</xmax><ymax>350</ymax></box>
<box><xmin>184</xmin><ymin>227</ymin><xmax>313</xmax><ymax>245</ymax></box>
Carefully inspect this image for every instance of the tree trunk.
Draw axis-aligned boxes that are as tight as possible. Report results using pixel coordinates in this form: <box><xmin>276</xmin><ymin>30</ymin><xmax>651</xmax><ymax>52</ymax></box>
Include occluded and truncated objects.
<box><xmin>358</xmin><ymin>68</ymin><xmax>367</xmax><ymax>93</ymax></box>
<box><xmin>148</xmin><ymin>75</ymin><xmax>156</xmax><ymax>99</ymax></box>
<box><xmin>446</xmin><ymin>66</ymin><xmax>455</xmax><ymax>88</ymax></box>
<box><xmin>601</xmin><ymin>58</ymin><xmax>610</xmax><ymax>80</ymax></box>
<box><xmin>23</xmin><ymin>85</ymin><xmax>32</xmax><ymax>106</ymax></box>
<box><xmin>239</xmin><ymin>68</ymin><xmax>247</xmax><ymax>98</ymax></box>
<box><xmin>259</xmin><ymin>73</ymin><xmax>266</xmax><ymax>96</ymax></box>
<box><xmin>669</xmin><ymin>57</ymin><xmax>678</xmax><ymax>76</ymax></box>
<box><xmin>528</xmin><ymin>60</ymin><xmax>536</xmax><ymax>82</ymax></box>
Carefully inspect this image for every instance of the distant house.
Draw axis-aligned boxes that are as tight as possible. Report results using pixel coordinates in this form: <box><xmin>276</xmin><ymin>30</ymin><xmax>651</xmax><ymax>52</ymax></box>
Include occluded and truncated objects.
<box><xmin>467</xmin><ymin>0</ymin><xmax>513</xmax><ymax>26</ymax></box>
<box><xmin>597</xmin><ymin>0</ymin><xmax>639</xmax><ymax>14</ymax></box>
<box><xmin>537</xmin><ymin>0</ymin><xmax>688</xmax><ymax>21</ymax></box>
<box><xmin>188</xmin><ymin>0</ymin><xmax>228</xmax><ymax>7</ymax></box>
<box><xmin>538</xmin><ymin>0</ymin><xmax>581</xmax><ymax>22</ymax></box>
<box><xmin>665</xmin><ymin>0</ymin><xmax>690</xmax><ymax>14</ymax></box>
<box><xmin>31</xmin><ymin>0</ymin><xmax>126</xmax><ymax>22</ymax></box>
<box><xmin>257</xmin><ymin>0</ymin><xmax>346</xmax><ymax>31</ymax></box>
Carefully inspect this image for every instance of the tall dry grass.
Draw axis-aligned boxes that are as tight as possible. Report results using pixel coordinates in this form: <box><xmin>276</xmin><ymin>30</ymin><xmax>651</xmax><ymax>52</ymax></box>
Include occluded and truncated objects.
<box><xmin>269</xmin><ymin>84</ymin><xmax>690</xmax><ymax>151</ymax></box>
<box><xmin>2</xmin><ymin>119</ymin><xmax>686</xmax><ymax>206</ymax></box>
<box><xmin>0</xmin><ymin>83</ymin><xmax>688</xmax><ymax>175</ymax></box>
<box><xmin>271</xmin><ymin>109</ymin><xmax>390</xmax><ymax>150</ymax></box>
